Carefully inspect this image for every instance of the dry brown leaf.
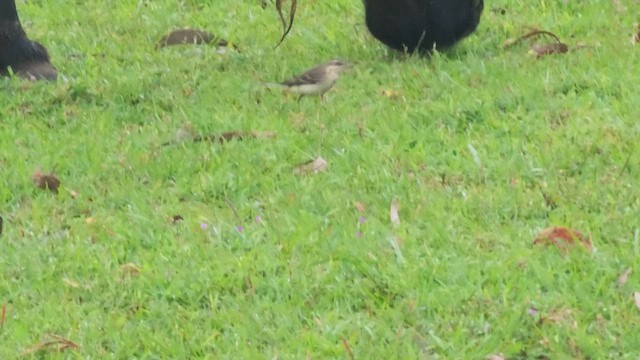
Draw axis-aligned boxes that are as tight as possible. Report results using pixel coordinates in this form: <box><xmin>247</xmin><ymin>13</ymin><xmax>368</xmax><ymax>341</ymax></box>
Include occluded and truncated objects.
<box><xmin>121</xmin><ymin>263</ymin><xmax>141</xmax><ymax>277</ymax></box>
<box><xmin>618</xmin><ymin>267</ymin><xmax>633</xmax><ymax>287</ymax></box>
<box><xmin>293</xmin><ymin>156</ymin><xmax>328</xmax><ymax>175</ymax></box>
<box><xmin>156</xmin><ymin>28</ymin><xmax>229</xmax><ymax>48</ymax></box>
<box><xmin>390</xmin><ymin>199</ymin><xmax>401</xmax><ymax>227</ymax></box>
<box><xmin>533</xmin><ymin>226</ymin><xmax>592</xmax><ymax>253</ymax></box>
<box><xmin>530</xmin><ymin>43</ymin><xmax>569</xmax><ymax>58</ymax></box>
<box><xmin>634</xmin><ymin>292</ymin><xmax>640</xmax><ymax>310</ymax></box>
<box><xmin>20</xmin><ymin>334</ymin><xmax>80</xmax><ymax>355</ymax></box>
<box><xmin>274</xmin><ymin>0</ymin><xmax>298</xmax><ymax>48</ymax></box>
<box><xmin>32</xmin><ymin>171</ymin><xmax>60</xmax><ymax>194</ymax></box>
<box><xmin>354</xmin><ymin>201</ymin><xmax>366</xmax><ymax>213</ymax></box>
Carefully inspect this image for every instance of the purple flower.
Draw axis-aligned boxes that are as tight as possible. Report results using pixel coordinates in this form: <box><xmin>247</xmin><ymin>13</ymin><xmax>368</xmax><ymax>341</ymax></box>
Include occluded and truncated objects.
<box><xmin>200</xmin><ymin>223</ymin><xmax>209</xmax><ymax>230</ymax></box>
<box><xmin>255</xmin><ymin>215</ymin><xmax>263</xmax><ymax>224</ymax></box>
<box><xmin>359</xmin><ymin>216</ymin><xmax>366</xmax><ymax>224</ymax></box>
<box><xmin>527</xmin><ymin>307</ymin><xmax>538</xmax><ymax>316</ymax></box>
<box><xmin>236</xmin><ymin>225</ymin><xmax>244</xmax><ymax>233</ymax></box>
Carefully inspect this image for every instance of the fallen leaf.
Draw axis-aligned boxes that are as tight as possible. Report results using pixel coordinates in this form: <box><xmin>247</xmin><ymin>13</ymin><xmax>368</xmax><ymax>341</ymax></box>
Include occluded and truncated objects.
<box><xmin>390</xmin><ymin>199</ymin><xmax>401</xmax><ymax>227</ymax></box>
<box><xmin>533</xmin><ymin>226</ymin><xmax>592</xmax><ymax>252</ymax></box>
<box><xmin>274</xmin><ymin>0</ymin><xmax>297</xmax><ymax>48</ymax></box>
<box><xmin>32</xmin><ymin>171</ymin><xmax>60</xmax><ymax>194</ymax></box>
<box><xmin>156</xmin><ymin>28</ymin><xmax>233</xmax><ymax>49</ymax></box>
<box><xmin>634</xmin><ymin>292</ymin><xmax>640</xmax><ymax>310</ymax></box>
<box><xmin>354</xmin><ymin>201</ymin><xmax>366</xmax><ymax>213</ymax></box>
<box><xmin>530</xmin><ymin>43</ymin><xmax>569</xmax><ymax>58</ymax></box>
<box><xmin>120</xmin><ymin>263</ymin><xmax>141</xmax><ymax>277</ymax></box>
<box><xmin>617</xmin><ymin>267</ymin><xmax>633</xmax><ymax>287</ymax></box>
<box><xmin>20</xmin><ymin>334</ymin><xmax>80</xmax><ymax>355</ymax></box>
<box><xmin>293</xmin><ymin>156</ymin><xmax>328</xmax><ymax>175</ymax></box>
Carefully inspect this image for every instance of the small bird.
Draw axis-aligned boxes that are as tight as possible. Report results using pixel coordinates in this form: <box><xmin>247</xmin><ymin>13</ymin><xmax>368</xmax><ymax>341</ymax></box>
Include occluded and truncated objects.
<box><xmin>267</xmin><ymin>59</ymin><xmax>348</xmax><ymax>102</ymax></box>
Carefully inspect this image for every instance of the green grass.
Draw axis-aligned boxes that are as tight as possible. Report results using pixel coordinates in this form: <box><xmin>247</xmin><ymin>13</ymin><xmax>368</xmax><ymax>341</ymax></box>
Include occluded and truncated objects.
<box><xmin>2</xmin><ymin>0</ymin><xmax>640</xmax><ymax>358</ymax></box>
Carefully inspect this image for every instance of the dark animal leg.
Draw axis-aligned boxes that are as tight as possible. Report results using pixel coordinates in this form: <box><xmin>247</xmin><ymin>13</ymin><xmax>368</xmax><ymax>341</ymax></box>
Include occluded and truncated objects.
<box><xmin>0</xmin><ymin>0</ymin><xmax>57</xmax><ymax>81</ymax></box>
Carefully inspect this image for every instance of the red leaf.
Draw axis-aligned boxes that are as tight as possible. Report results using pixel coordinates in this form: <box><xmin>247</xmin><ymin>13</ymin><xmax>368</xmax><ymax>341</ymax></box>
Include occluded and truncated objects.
<box><xmin>533</xmin><ymin>226</ymin><xmax>592</xmax><ymax>252</ymax></box>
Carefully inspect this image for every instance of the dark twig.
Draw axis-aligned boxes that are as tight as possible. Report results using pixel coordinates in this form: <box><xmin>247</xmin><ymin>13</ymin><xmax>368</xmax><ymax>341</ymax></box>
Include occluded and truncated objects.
<box><xmin>504</xmin><ymin>29</ymin><xmax>563</xmax><ymax>48</ymax></box>
<box><xmin>342</xmin><ymin>337</ymin><xmax>355</xmax><ymax>360</ymax></box>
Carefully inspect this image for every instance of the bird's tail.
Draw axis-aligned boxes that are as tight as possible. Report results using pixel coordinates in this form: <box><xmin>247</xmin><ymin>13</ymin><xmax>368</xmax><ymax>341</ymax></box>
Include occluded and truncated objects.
<box><xmin>261</xmin><ymin>81</ymin><xmax>285</xmax><ymax>89</ymax></box>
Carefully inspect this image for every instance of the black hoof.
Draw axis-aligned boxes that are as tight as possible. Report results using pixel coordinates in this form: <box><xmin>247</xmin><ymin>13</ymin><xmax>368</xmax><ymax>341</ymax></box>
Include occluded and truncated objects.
<box><xmin>363</xmin><ymin>0</ymin><xmax>484</xmax><ymax>53</ymax></box>
<box><xmin>1</xmin><ymin>0</ymin><xmax>57</xmax><ymax>81</ymax></box>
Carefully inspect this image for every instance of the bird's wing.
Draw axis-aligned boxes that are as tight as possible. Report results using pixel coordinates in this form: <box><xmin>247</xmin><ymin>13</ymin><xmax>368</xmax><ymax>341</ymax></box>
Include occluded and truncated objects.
<box><xmin>281</xmin><ymin>65</ymin><xmax>326</xmax><ymax>86</ymax></box>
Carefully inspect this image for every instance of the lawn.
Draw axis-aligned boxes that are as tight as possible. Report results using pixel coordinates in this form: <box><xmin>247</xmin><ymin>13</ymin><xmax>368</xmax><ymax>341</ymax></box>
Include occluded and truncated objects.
<box><xmin>1</xmin><ymin>0</ymin><xmax>639</xmax><ymax>358</ymax></box>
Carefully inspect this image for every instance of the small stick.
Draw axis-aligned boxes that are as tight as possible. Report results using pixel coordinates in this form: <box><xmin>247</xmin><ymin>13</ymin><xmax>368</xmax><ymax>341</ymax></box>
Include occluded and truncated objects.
<box><xmin>342</xmin><ymin>337</ymin><xmax>354</xmax><ymax>360</ymax></box>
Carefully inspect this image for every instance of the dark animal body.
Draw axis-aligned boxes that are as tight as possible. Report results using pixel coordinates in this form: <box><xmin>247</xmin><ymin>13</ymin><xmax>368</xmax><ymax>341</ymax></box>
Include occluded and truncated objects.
<box><xmin>362</xmin><ymin>0</ymin><xmax>484</xmax><ymax>52</ymax></box>
<box><xmin>0</xmin><ymin>0</ymin><xmax>56</xmax><ymax>80</ymax></box>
